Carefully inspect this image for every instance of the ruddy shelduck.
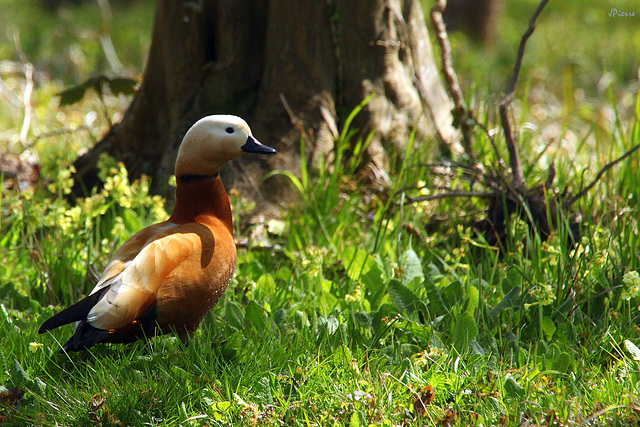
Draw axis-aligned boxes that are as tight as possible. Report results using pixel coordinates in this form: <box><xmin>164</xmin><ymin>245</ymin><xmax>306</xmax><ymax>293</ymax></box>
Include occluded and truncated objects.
<box><xmin>39</xmin><ymin>115</ymin><xmax>276</xmax><ymax>352</ymax></box>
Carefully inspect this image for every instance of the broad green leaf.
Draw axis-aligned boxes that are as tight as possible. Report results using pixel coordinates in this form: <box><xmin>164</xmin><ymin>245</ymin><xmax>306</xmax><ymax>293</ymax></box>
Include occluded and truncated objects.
<box><xmin>212</xmin><ymin>401</ymin><xmax>231</xmax><ymax>414</ymax></box>
<box><xmin>107</xmin><ymin>77</ymin><xmax>138</xmax><ymax>96</ymax></box>
<box><xmin>57</xmin><ymin>85</ymin><xmax>88</xmax><ymax>106</ymax></box>
<box><xmin>256</xmin><ymin>274</ymin><xmax>276</xmax><ymax>295</ymax></box>
<box><xmin>552</xmin><ymin>352</ymin><xmax>573</xmax><ymax>373</ymax></box>
<box><xmin>354</xmin><ymin>311</ymin><xmax>371</xmax><ymax>328</ymax></box>
<box><xmin>318</xmin><ymin>289</ymin><xmax>339</xmax><ymax>313</ymax></box>
<box><xmin>503</xmin><ymin>375</ymin><xmax>525</xmax><ymax>398</ymax></box>
<box><xmin>425</xmin><ymin>280</ymin><xmax>447</xmax><ymax>317</ymax></box>
<box><xmin>333</xmin><ymin>344</ymin><xmax>353</xmax><ymax>370</ymax></box>
<box><xmin>543</xmin><ymin>343</ymin><xmax>561</xmax><ymax>370</ymax></box>
<box><xmin>252</xmin><ymin>376</ymin><xmax>273</xmax><ymax>404</ymax></box>
<box><xmin>11</xmin><ymin>359</ymin><xmax>45</xmax><ymax>394</ymax></box>
<box><xmin>541</xmin><ymin>316</ymin><xmax>556</xmax><ymax>341</ymax></box>
<box><xmin>400</xmin><ymin>248</ymin><xmax>424</xmax><ymax>286</ymax></box>
<box><xmin>224</xmin><ymin>301</ymin><xmax>244</xmax><ymax>331</ymax></box>
<box><xmin>221</xmin><ymin>331</ymin><xmax>242</xmax><ymax>358</ymax></box>
<box><xmin>489</xmin><ymin>285</ymin><xmax>521</xmax><ymax>319</ymax></box>
<box><xmin>342</xmin><ymin>247</ymin><xmax>375</xmax><ymax>280</ymax></box>
<box><xmin>453</xmin><ymin>311</ymin><xmax>478</xmax><ymax>353</ymax></box>
<box><xmin>362</xmin><ymin>256</ymin><xmax>387</xmax><ymax>310</ymax></box>
<box><xmin>388</xmin><ymin>279</ymin><xmax>420</xmax><ymax>317</ymax></box>
<box><xmin>349</xmin><ymin>411</ymin><xmax>360</xmax><ymax>427</ymax></box>
<box><xmin>426</xmin><ymin>263</ymin><xmax>444</xmax><ymax>281</ymax></box>
<box><xmin>11</xmin><ymin>359</ymin><xmax>30</xmax><ymax>387</ymax></box>
<box><xmin>362</xmin><ymin>262</ymin><xmax>386</xmax><ymax>291</ymax></box>
<box><xmin>245</xmin><ymin>300</ymin><xmax>268</xmax><ymax>331</ymax></box>
<box><xmin>293</xmin><ymin>310</ymin><xmax>310</xmax><ymax>330</ymax></box>
<box><xmin>465</xmin><ymin>285</ymin><xmax>479</xmax><ymax>315</ymax></box>
<box><xmin>171</xmin><ymin>366</ymin><xmax>189</xmax><ymax>380</ymax></box>
<box><xmin>273</xmin><ymin>308</ymin><xmax>287</xmax><ymax>326</ymax></box>
<box><xmin>470</xmin><ymin>340</ymin><xmax>489</xmax><ymax>355</ymax></box>
<box><xmin>122</xmin><ymin>209</ymin><xmax>143</xmax><ymax>233</ymax></box>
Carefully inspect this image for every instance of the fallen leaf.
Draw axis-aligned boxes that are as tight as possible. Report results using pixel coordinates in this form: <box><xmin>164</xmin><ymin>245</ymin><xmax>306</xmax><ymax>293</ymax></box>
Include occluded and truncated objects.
<box><xmin>413</xmin><ymin>384</ymin><xmax>435</xmax><ymax>416</ymax></box>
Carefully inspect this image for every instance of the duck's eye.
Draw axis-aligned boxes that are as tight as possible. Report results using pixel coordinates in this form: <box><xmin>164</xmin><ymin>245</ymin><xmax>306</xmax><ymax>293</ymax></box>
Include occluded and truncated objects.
<box><xmin>225</xmin><ymin>127</ymin><xmax>235</xmax><ymax>134</ymax></box>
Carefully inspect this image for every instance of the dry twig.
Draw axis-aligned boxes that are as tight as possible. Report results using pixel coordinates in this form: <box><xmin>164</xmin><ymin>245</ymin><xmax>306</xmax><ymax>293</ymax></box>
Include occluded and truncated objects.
<box><xmin>499</xmin><ymin>0</ymin><xmax>549</xmax><ymax>190</ymax></box>
<box><xmin>19</xmin><ymin>63</ymin><xmax>34</xmax><ymax>148</ymax></box>
<box><xmin>429</xmin><ymin>0</ymin><xmax>475</xmax><ymax>158</ymax></box>
<box><xmin>399</xmin><ymin>0</ymin><xmax>638</xmax><ymax>250</ymax></box>
<box><xmin>402</xmin><ymin>190</ymin><xmax>496</xmax><ymax>205</ymax></box>
<box><xmin>565</xmin><ymin>143</ymin><xmax>640</xmax><ymax>207</ymax></box>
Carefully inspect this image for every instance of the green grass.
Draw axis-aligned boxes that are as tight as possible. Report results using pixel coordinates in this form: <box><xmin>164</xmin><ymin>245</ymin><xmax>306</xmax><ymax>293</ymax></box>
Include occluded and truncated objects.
<box><xmin>2</xmin><ymin>0</ymin><xmax>640</xmax><ymax>426</ymax></box>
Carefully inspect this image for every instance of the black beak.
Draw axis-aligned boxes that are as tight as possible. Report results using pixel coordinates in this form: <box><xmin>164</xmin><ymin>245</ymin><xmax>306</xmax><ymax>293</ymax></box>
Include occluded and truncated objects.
<box><xmin>241</xmin><ymin>135</ymin><xmax>276</xmax><ymax>155</ymax></box>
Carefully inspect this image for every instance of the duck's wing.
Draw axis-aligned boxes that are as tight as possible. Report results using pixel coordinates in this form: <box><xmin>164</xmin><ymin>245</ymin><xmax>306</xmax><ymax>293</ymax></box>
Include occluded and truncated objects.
<box><xmin>36</xmin><ymin>223</ymin><xmax>159</xmax><ymax>336</ymax></box>
<box><xmin>39</xmin><ymin>223</ymin><xmax>214</xmax><ymax>352</ymax></box>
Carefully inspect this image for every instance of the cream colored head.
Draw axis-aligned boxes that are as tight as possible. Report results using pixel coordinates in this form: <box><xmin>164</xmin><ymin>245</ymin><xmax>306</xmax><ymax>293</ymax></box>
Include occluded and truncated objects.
<box><xmin>174</xmin><ymin>115</ymin><xmax>276</xmax><ymax>177</ymax></box>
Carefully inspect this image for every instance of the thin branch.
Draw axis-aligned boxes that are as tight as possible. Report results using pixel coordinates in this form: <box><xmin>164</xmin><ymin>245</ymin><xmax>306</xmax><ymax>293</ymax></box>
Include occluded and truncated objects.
<box><xmin>19</xmin><ymin>63</ymin><xmax>34</xmax><ymax>148</ymax></box>
<box><xmin>567</xmin><ymin>284</ymin><xmax>622</xmax><ymax>319</ymax></box>
<box><xmin>499</xmin><ymin>0</ymin><xmax>550</xmax><ymax>190</ymax></box>
<box><xmin>502</xmin><ymin>0</ymin><xmax>550</xmax><ymax>104</ymax></box>
<box><xmin>396</xmin><ymin>183</ymin><xmax>476</xmax><ymax>195</ymax></box>
<box><xmin>471</xmin><ymin>118</ymin><xmax>503</xmax><ymax>167</ymax></box>
<box><xmin>412</xmin><ymin>161</ymin><xmax>484</xmax><ymax>175</ymax></box>
<box><xmin>279</xmin><ymin>93</ymin><xmax>308</xmax><ymax>140</ymax></box>
<box><xmin>565</xmin><ymin>142</ymin><xmax>640</xmax><ymax>207</ymax></box>
<box><xmin>402</xmin><ymin>190</ymin><xmax>497</xmax><ymax>205</ymax></box>
<box><xmin>576</xmin><ymin>405</ymin><xmax>631</xmax><ymax>427</ymax></box>
<box><xmin>97</xmin><ymin>0</ymin><xmax>124</xmax><ymax>72</ymax></box>
<box><xmin>407</xmin><ymin>161</ymin><xmax>507</xmax><ymax>195</ymax></box>
<box><xmin>395</xmin><ymin>2</ymin><xmax>462</xmax><ymax>156</ymax></box>
<box><xmin>31</xmin><ymin>125</ymin><xmax>92</xmax><ymax>143</ymax></box>
<box><xmin>429</xmin><ymin>0</ymin><xmax>475</xmax><ymax>159</ymax></box>
<box><xmin>544</xmin><ymin>160</ymin><xmax>556</xmax><ymax>189</ymax></box>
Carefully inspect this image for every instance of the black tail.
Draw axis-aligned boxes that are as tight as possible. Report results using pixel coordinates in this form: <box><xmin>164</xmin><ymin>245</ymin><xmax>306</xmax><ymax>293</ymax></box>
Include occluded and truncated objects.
<box><xmin>38</xmin><ymin>287</ymin><xmax>110</xmax><ymax>334</ymax></box>
<box><xmin>59</xmin><ymin>322</ymin><xmax>110</xmax><ymax>353</ymax></box>
<box><xmin>39</xmin><ymin>287</ymin><xmax>113</xmax><ymax>353</ymax></box>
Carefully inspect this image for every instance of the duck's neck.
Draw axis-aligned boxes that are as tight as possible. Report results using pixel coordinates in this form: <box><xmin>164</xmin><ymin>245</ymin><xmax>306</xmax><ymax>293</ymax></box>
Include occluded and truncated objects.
<box><xmin>169</xmin><ymin>173</ymin><xmax>233</xmax><ymax>232</ymax></box>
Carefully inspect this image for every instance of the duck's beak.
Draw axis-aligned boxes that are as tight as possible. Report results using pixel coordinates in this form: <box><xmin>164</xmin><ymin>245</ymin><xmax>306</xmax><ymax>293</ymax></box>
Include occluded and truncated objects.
<box><xmin>241</xmin><ymin>135</ymin><xmax>277</xmax><ymax>155</ymax></box>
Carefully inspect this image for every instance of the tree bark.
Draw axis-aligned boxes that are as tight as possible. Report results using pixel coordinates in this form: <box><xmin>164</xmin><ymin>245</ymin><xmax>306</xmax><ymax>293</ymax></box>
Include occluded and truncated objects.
<box><xmin>443</xmin><ymin>0</ymin><xmax>503</xmax><ymax>42</ymax></box>
<box><xmin>73</xmin><ymin>0</ymin><xmax>459</xmax><ymax>212</ymax></box>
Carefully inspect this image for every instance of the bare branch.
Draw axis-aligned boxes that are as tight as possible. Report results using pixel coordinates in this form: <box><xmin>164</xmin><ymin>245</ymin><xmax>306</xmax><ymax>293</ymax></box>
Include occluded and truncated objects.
<box><xmin>279</xmin><ymin>93</ymin><xmax>309</xmax><ymax>141</ymax></box>
<box><xmin>30</xmin><ymin>125</ymin><xmax>93</xmax><ymax>145</ymax></box>
<box><xmin>565</xmin><ymin>143</ymin><xmax>640</xmax><ymax>207</ymax></box>
<box><xmin>19</xmin><ymin>63</ymin><xmax>34</xmax><ymax>148</ymax></box>
<box><xmin>502</xmin><ymin>0</ymin><xmax>550</xmax><ymax>104</ymax></box>
<box><xmin>499</xmin><ymin>0</ymin><xmax>550</xmax><ymax>190</ymax></box>
<box><xmin>544</xmin><ymin>160</ymin><xmax>556</xmax><ymax>189</ymax></box>
<box><xmin>402</xmin><ymin>190</ymin><xmax>497</xmax><ymax>205</ymax></box>
<box><xmin>429</xmin><ymin>0</ymin><xmax>475</xmax><ymax>159</ymax></box>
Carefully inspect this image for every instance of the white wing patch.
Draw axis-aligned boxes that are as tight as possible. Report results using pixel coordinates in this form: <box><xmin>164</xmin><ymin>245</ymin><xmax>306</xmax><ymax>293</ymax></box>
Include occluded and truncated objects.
<box><xmin>85</xmin><ymin>233</ymin><xmax>192</xmax><ymax>330</ymax></box>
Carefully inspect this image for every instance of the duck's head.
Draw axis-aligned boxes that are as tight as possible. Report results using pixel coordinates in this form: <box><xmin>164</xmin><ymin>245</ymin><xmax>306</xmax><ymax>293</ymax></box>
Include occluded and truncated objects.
<box><xmin>175</xmin><ymin>115</ymin><xmax>276</xmax><ymax>177</ymax></box>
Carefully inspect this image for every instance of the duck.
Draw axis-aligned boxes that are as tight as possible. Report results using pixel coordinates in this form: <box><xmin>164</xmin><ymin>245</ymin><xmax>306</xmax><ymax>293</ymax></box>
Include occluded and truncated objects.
<box><xmin>39</xmin><ymin>115</ymin><xmax>276</xmax><ymax>352</ymax></box>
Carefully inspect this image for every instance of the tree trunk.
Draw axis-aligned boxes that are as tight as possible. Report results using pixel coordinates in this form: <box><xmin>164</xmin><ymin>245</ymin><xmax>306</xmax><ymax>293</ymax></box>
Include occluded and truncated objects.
<box><xmin>443</xmin><ymin>0</ymin><xmax>503</xmax><ymax>42</ymax></box>
<box><xmin>73</xmin><ymin>0</ymin><xmax>459</xmax><ymax>213</ymax></box>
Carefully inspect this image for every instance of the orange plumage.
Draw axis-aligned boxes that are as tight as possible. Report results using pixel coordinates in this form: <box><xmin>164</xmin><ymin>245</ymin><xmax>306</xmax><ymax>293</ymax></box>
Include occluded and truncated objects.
<box><xmin>39</xmin><ymin>115</ymin><xmax>276</xmax><ymax>352</ymax></box>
